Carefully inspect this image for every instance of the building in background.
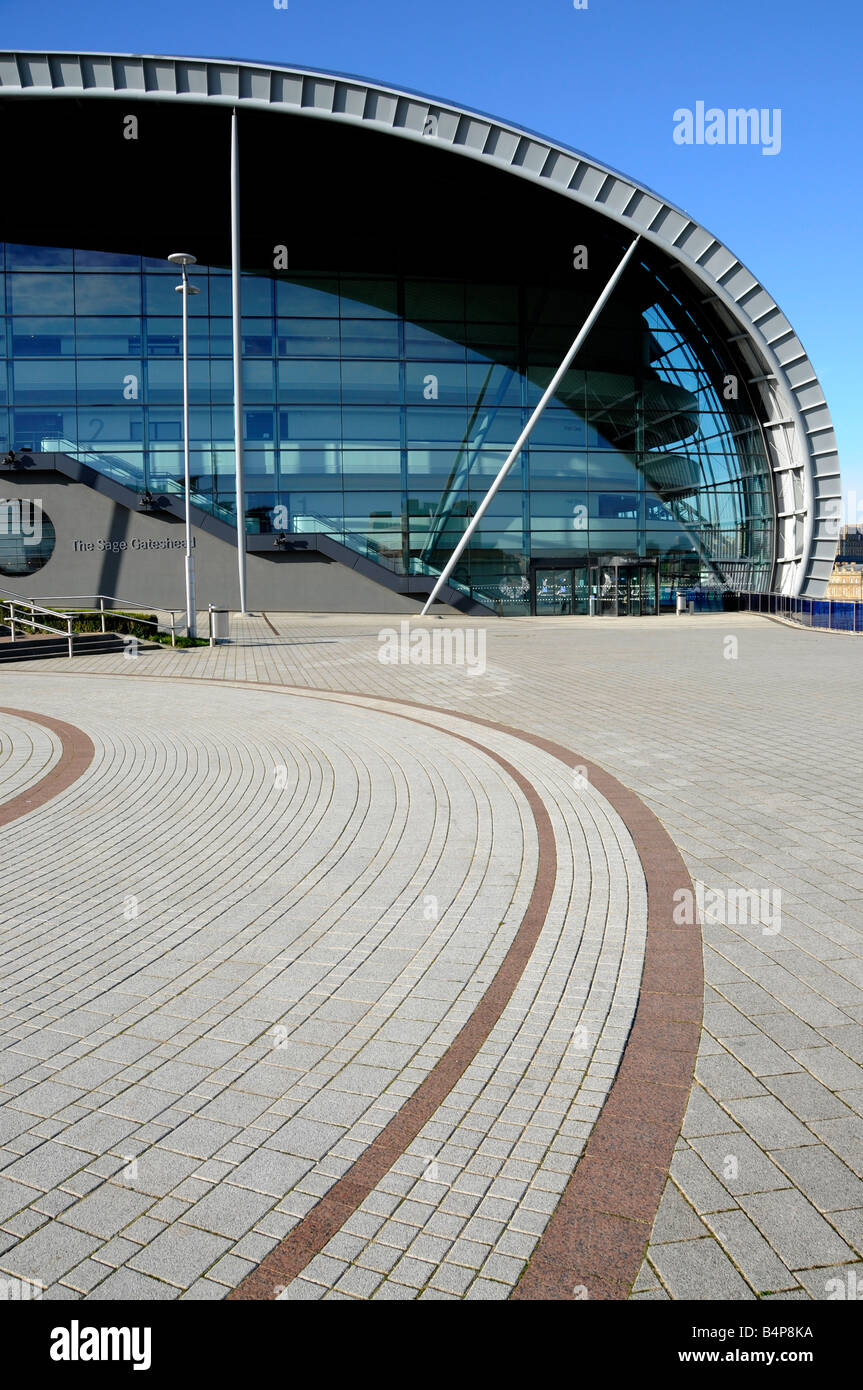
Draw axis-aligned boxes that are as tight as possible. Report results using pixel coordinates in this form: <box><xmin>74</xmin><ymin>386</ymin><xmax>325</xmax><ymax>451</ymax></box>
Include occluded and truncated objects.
<box><xmin>825</xmin><ymin>562</ymin><xmax>863</xmax><ymax>601</ymax></box>
<box><xmin>0</xmin><ymin>53</ymin><xmax>841</xmax><ymax>615</ymax></box>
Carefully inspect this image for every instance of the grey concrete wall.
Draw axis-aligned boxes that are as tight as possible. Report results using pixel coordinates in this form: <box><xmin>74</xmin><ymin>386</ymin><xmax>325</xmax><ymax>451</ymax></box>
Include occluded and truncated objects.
<box><xmin>0</xmin><ymin>473</ymin><xmax>426</xmax><ymax>614</ymax></box>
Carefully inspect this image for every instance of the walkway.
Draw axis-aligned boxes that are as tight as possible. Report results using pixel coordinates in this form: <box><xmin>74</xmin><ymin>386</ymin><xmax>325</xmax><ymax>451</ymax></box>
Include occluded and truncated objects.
<box><xmin>0</xmin><ymin>610</ymin><xmax>861</xmax><ymax>1299</ymax></box>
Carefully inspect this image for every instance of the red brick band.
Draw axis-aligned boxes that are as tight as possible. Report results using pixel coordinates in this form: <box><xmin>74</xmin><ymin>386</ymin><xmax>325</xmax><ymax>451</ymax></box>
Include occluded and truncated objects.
<box><xmin>229</xmin><ymin>719</ymin><xmax>557</xmax><ymax>1299</ymax></box>
<box><xmin>0</xmin><ymin>707</ymin><xmax>95</xmax><ymax>828</ymax></box>
<box><xmin>227</xmin><ymin>690</ymin><xmax>701</xmax><ymax>1300</ymax></box>
<box><xmin>4</xmin><ymin>675</ymin><xmax>699</xmax><ymax>1300</ymax></box>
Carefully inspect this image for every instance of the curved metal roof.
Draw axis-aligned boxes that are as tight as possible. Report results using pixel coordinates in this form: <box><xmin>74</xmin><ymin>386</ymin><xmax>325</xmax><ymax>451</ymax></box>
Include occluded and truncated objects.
<box><xmin>0</xmin><ymin>50</ymin><xmax>841</xmax><ymax>593</ymax></box>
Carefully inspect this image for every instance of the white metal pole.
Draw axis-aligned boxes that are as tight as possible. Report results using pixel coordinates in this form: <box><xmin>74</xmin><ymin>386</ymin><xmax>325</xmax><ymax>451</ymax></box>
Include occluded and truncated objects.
<box><xmin>231</xmin><ymin>108</ymin><xmax>248</xmax><ymax>615</ymax></box>
<box><xmin>181</xmin><ymin>266</ymin><xmax>197</xmax><ymax>638</ymax></box>
<box><xmin>420</xmin><ymin>236</ymin><xmax>641</xmax><ymax>616</ymax></box>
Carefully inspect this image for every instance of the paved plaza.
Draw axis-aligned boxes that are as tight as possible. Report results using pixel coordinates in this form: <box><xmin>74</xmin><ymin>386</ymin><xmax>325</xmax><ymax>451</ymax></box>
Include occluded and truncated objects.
<box><xmin>0</xmin><ymin>611</ymin><xmax>862</xmax><ymax>1300</ymax></box>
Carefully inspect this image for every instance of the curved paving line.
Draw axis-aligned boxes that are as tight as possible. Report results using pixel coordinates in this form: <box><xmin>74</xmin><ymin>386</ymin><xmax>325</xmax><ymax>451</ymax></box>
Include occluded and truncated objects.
<box><xmin>0</xmin><ymin>707</ymin><xmax>95</xmax><ymax>828</ymax></box>
<box><xmin>228</xmin><ymin>716</ymin><xmax>557</xmax><ymax>1300</ymax></box>
<box><xmin>222</xmin><ymin>687</ymin><xmax>701</xmax><ymax>1301</ymax></box>
<box><xmin>1</xmin><ymin>674</ymin><xmax>701</xmax><ymax>1300</ymax></box>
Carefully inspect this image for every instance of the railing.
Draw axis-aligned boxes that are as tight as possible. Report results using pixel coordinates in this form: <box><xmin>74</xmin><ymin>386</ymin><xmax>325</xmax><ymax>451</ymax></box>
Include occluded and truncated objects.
<box><xmin>21</xmin><ymin>593</ymin><xmax>181</xmax><ymax>645</ymax></box>
<box><xmin>0</xmin><ymin>587</ymin><xmax>179</xmax><ymax>647</ymax></box>
<box><xmin>737</xmin><ymin>591</ymin><xmax>863</xmax><ymax>633</ymax></box>
<box><xmin>41</xmin><ymin>439</ymin><xmax>255</xmax><ymax>532</ymax></box>
<box><xmin>0</xmin><ymin>591</ymin><xmax>74</xmax><ymax>657</ymax></box>
<box><xmin>290</xmin><ymin>513</ymin><xmax>499</xmax><ymax>611</ymax></box>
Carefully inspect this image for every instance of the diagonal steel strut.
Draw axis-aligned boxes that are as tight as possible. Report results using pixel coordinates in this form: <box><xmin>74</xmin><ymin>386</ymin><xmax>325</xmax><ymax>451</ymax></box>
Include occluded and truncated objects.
<box><xmin>420</xmin><ymin>235</ymin><xmax>642</xmax><ymax>617</ymax></box>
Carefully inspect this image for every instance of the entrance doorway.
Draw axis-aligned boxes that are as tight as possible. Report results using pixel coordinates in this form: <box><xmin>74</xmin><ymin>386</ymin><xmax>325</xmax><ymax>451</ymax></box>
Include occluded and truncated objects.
<box><xmin>532</xmin><ymin>559</ymin><xmax>658</xmax><ymax>616</ymax></box>
<box><xmin>534</xmin><ymin>566</ymin><xmax>589</xmax><ymax>615</ymax></box>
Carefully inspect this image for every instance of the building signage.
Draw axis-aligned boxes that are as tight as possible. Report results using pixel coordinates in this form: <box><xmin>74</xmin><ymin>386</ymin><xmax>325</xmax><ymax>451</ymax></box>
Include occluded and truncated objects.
<box><xmin>71</xmin><ymin>537</ymin><xmax>196</xmax><ymax>553</ymax></box>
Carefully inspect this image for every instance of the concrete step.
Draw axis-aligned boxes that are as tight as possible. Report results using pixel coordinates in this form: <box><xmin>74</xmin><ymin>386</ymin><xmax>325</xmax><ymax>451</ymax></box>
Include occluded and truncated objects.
<box><xmin>0</xmin><ymin>632</ymin><xmax>157</xmax><ymax>662</ymax></box>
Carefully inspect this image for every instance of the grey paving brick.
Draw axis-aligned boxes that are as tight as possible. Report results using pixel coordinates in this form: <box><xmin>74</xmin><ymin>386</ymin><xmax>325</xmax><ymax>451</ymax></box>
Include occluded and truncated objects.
<box><xmin>688</xmin><ymin>1133</ymin><xmax>793</xmax><ymax>1196</ymax></box>
<box><xmin>86</xmin><ymin>1267</ymin><xmax>179</xmax><ymax>1300</ymax></box>
<box><xmin>738</xmin><ymin>1190</ymin><xmax>854</xmax><ymax>1270</ymax></box>
<box><xmin>794</xmin><ymin>1262</ymin><xmax>863</xmax><ymax>1301</ymax></box>
<box><xmin>650</xmin><ymin>1237</ymin><xmax>756</xmax><ymax>1299</ymax></box>
<box><xmin>703</xmin><ymin>1209</ymin><xmax>797</xmax><ymax>1293</ymax></box>
<box><xmin>768</xmin><ymin>1144</ymin><xmax>863</xmax><ymax>1212</ymax></box>
<box><xmin>681</xmin><ymin>1086</ymin><xmax>738</xmax><ymax>1138</ymax></box>
<box><xmin>181</xmin><ymin>1184</ymin><xmax>274</xmax><ymax>1239</ymax></box>
<box><xmin>807</xmin><ymin>1116</ymin><xmax>863</xmax><ymax>1176</ymax></box>
<box><xmin>57</xmin><ymin>1184</ymin><xmax>154</xmax><ymax>1238</ymax></box>
<box><xmin>723</xmin><ymin>1096</ymin><xmax>818</xmax><ymax>1149</ymax></box>
<box><xmin>0</xmin><ymin>1223</ymin><xmax>100</xmax><ymax>1285</ymax></box>
<box><xmin>651</xmin><ymin>1181</ymin><xmax>710</xmax><ymax>1242</ymax></box>
<box><xmin>764</xmin><ymin>1072</ymin><xmax>853</xmax><ymax>1122</ymax></box>
<box><xmin>669</xmin><ymin>1150</ymin><xmax>739</xmax><ymax>1214</ymax></box>
<box><xmin>128</xmin><ymin>1224</ymin><xmax>231</xmax><ymax>1288</ymax></box>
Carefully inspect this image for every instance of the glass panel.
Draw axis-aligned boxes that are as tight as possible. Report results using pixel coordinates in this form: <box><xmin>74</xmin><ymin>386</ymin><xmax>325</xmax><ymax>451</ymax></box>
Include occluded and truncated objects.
<box><xmin>9</xmin><ymin>274</ymin><xmax>75</xmax><ymax>314</ymax></box>
<box><xmin>11</xmin><ymin>319</ymin><xmax>76</xmax><ymax>355</ymax></box>
<box><xmin>75</xmin><ymin>275</ymin><xmax>141</xmax><ymax>315</ymax></box>
<box><xmin>536</xmin><ymin>570</ymin><xmax>572</xmax><ymax>616</ymax></box>
<box><xmin>6</xmin><ymin>245</ymin><xmax>73</xmax><ymax>269</ymax></box>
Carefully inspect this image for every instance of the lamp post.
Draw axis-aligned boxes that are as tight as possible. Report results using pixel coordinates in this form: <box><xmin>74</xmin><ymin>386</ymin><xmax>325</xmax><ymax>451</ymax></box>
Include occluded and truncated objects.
<box><xmin>168</xmin><ymin>252</ymin><xmax>201</xmax><ymax>638</ymax></box>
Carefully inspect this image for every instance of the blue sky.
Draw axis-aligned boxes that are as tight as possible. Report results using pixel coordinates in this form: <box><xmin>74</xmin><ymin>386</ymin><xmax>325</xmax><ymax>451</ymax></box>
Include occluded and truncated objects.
<box><xmin>2</xmin><ymin>0</ymin><xmax>860</xmax><ymax>501</ymax></box>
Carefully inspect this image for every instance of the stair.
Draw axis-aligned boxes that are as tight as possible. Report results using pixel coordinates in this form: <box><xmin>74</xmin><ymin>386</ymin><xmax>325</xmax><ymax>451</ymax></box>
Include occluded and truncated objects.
<box><xmin>0</xmin><ymin>632</ymin><xmax>157</xmax><ymax>663</ymax></box>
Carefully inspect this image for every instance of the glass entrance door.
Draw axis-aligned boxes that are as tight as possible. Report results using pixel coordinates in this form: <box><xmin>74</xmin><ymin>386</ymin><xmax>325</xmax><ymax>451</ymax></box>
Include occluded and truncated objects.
<box><xmin>535</xmin><ymin>569</ymin><xmax>572</xmax><ymax>615</ymax></box>
<box><xmin>533</xmin><ymin>563</ymin><xmax>656</xmax><ymax>615</ymax></box>
<box><xmin>617</xmin><ymin>563</ymin><xmax>657</xmax><ymax>616</ymax></box>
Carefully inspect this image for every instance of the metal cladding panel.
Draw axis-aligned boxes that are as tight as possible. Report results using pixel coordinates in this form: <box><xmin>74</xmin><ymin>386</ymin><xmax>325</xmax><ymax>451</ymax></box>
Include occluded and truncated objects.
<box><xmin>485</xmin><ymin>127</ymin><xmax>521</xmax><ymax>163</ymax></box>
<box><xmin>364</xmin><ymin>90</ymin><xmax>399</xmax><ymax>125</ymax></box>
<box><xmin>270</xmin><ymin>72</ymin><xmax>303</xmax><ymax>106</ymax></box>
<box><xmin>738</xmin><ymin>287</ymin><xmax>776</xmax><ymax>321</ymax></box>
<box><xmin>543</xmin><ymin>151</ymin><xmax>579</xmax><ymax>188</ymax></box>
<box><xmin>51</xmin><ymin>57</ymin><xmax>83</xmax><ymax>88</ymax></box>
<box><xmin>597</xmin><ymin>178</ymin><xmax>637</xmax><ymax>215</ymax></box>
<box><xmin>432</xmin><ymin>109</ymin><xmax>462</xmax><ymax>143</ymax></box>
<box><xmin>698</xmin><ymin>244</ymin><xmax>737</xmax><ymax>281</ymax></box>
<box><xmin>145</xmin><ymin>61</ymin><xmax>177</xmax><ymax>93</ymax></box>
<box><xmin>570</xmin><ymin>164</ymin><xmax>607</xmax><ymax>199</ymax></box>
<box><xmin>813</xmin><ymin>473</ymin><xmax>841</xmax><ymax>498</ymax></box>
<box><xmin>240</xmin><ymin>68</ymin><xmax>272</xmax><ymax>102</ymax></box>
<box><xmin>802</xmin><ymin>405</ymin><xmax>834</xmax><ymax>432</ymax></box>
<box><xmin>208</xmin><ymin>65</ymin><xmax>240</xmax><ymax>98</ymax></box>
<box><xmin>794</xmin><ymin>382</ymin><xmax>827</xmax><ymax>411</ymax></box>
<box><xmin>304</xmin><ymin>77</ymin><xmax>336</xmax><ymax>111</ymax></box>
<box><xmin>772</xmin><ymin>336</ymin><xmax>807</xmax><ymax>368</ymax></box>
<box><xmin>650</xmin><ymin>206</ymin><xmax>690</xmax><ymax>243</ymax></box>
<box><xmin>784</xmin><ymin>362</ymin><xmax>818</xmax><ymax>390</ymax></box>
<box><xmin>333</xmin><ymin>83</ymin><xmax>367</xmax><ymax>117</ymax></box>
<box><xmin>394</xmin><ymin>99</ymin><xmax>428</xmax><ymax>134</ymax></box>
<box><xmin>0</xmin><ymin>50</ymin><xmax>841</xmax><ymax>598</ymax></box>
<box><xmin>455</xmin><ymin>116</ymin><xmax>492</xmax><ymax>151</ymax></box>
<box><xmin>758</xmin><ymin>309</ymin><xmax>794</xmax><ymax>341</ymax></box>
<box><xmin>112</xmin><ymin>58</ymin><xmax>146</xmax><ymax>91</ymax></box>
<box><xmin>19</xmin><ymin>56</ymin><xmax>52</xmax><ymax>87</ymax></box>
<box><xmin>626</xmin><ymin>191</ymin><xmax>662</xmax><ymax>229</ymax></box>
<box><xmin>675</xmin><ymin>224</ymin><xmax>715</xmax><ymax>261</ymax></box>
<box><xmin>514</xmin><ymin>138</ymin><xmax>549</xmax><ymax>173</ymax></box>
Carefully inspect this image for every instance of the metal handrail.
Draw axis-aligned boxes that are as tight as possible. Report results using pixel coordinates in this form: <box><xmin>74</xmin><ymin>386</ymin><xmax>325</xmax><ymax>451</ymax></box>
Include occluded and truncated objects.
<box><xmin>2</xmin><ymin>598</ymin><xmax>74</xmax><ymax>658</ymax></box>
<box><xmin>0</xmin><ymin>588</ymin><xmax>178</xmax><ymax>646</ymax></box>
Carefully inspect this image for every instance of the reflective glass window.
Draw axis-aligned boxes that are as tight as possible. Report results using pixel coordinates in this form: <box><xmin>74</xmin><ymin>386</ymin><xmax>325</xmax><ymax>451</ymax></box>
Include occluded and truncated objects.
<box><xmin>9</xmin><ymin>274</ymin><xmax>74</xmax><ymax>314</ymax></box>
<box><xmin>75</xmin><ymin>275</ymin><xmax>141</xmax><ymax>315</ymax></box>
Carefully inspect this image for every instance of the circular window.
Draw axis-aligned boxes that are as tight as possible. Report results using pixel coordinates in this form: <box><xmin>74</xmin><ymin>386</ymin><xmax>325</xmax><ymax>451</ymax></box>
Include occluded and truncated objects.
<box><xmin>0</xmin><ymin>499</ymin><xmax>56</xmax><ymax>577</ymax></box>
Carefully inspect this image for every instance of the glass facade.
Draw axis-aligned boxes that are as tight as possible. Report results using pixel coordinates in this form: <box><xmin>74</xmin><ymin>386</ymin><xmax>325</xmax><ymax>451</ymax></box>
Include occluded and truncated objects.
<box><xmin>0</xmin><ymin>242</ymin><xmax>775</xmax><ymax>612</ymax></box>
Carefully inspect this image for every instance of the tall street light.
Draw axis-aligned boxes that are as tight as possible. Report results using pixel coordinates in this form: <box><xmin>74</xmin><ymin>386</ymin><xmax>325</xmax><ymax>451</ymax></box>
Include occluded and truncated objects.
<box><xmin>168</xmin><ymin>252</ymin><xmax>201</xmax><ymax>638</ymax></box>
